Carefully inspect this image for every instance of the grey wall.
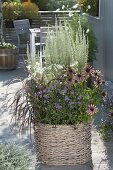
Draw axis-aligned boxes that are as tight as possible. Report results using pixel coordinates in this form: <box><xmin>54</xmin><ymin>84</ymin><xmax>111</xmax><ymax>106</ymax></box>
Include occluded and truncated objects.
<box><xmin>89</xmin><ymin>0</ymin><xmax>113</xmax><ymax>81</ymax></box>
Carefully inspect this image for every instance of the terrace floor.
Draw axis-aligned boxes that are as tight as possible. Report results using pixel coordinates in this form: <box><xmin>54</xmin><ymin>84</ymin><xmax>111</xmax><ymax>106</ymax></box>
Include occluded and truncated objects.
<box><xmin>0</xmin><ymin>57</ymin><xmax>113</xmax><ymax>170</ymax></box>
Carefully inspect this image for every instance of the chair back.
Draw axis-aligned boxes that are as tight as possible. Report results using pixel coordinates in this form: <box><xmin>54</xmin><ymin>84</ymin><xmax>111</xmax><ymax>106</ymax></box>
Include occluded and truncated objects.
<box><xmin>39</xmin><ymin>26</ymin><xmax>58</xmax><ymax>68</ymax></box>
<box><xmin>13</xmin><ymin>19</ymin><xmax>30</xmax><ymax>35</ymax></box>
<box><xmin>13</xmin><ymin>19</ymin><xmax>30</xmax><ymax>54</ymax></box>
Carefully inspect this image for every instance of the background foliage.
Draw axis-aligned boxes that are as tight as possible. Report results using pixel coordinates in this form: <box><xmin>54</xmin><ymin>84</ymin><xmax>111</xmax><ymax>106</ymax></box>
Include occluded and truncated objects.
<box><xmin>33</xmin><ymin>0</ymin><xmax>76</xmax><ymax>11</ymax></box>
<box><xmin>78</xmin><ymin>0</ymin><xmax>99</xmax><ymax>16</ymax></box>
<box><xmin>2</xmin><ymin>1</ymin><xmax>39</xmax><ymax>21</ymax></box>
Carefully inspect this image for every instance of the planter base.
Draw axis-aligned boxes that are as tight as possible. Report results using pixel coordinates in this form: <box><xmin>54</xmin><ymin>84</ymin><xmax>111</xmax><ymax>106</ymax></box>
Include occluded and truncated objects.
<box><xmin>35</xmin><ymin>123</ymin><xmax>92</xmax><ymax>165</ymax></box>
<box><xmin>0</xmin><ymin>49</ymin><xmax>17</xmax><ymax>70</ymax></box>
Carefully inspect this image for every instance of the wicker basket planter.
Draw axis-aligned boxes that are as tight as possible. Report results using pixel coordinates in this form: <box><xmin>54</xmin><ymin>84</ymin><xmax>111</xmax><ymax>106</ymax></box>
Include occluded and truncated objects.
<box><xmin>0</xmin><ymin>48</ymin><xmax>17</xmax><ymax>70</ymax></box>
<box><xmin>34</xmin><ymin>123</ymin><xmax>92</xmax><ymax>165</ymax></box>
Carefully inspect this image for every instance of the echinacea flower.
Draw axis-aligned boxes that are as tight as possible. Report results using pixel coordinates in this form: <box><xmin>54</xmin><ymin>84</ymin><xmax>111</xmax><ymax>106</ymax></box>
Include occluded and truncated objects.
<box><xmin>84</xmin><ymin>65</ymin><xmax>93</xmax><ymax>75</ymax></box>
<box><xmin>109</xmin><ymin>111</ymin><xmax>113</xmax><ymax>117</ymax></box>
<box><xmin>75</xmin><ymin>73</ymin><xmax>85</xmax><ymax>83</ymax></box>
<box><xmin>91</xmin><ymin>70</ymin><xmax>101</xmax><ymax>78</ymax></box>
<box><xmin>94</xmin><ymin>78</ymin><xmax>103</xmax><ymax>86</ymax></box>
<box><xmin>102</xmin><ymin>91</ymin><xmax>107</xmax><ymax>98</ymax></box>
<box><xmin>87</xmin><ymin>105</ymin><xmax>98</xmax><ymax>116</ymax></box>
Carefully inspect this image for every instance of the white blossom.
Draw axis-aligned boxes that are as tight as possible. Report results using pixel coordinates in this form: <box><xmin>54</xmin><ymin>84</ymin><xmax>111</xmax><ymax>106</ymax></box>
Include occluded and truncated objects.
<box><xmin>72</xmin><ymin>4</ymin><xmax>79</xmax><ymax>9</ymax></box>
<box><xmin>56</xmin><ymin>8</ymin><xmax>60</xmax><ymax>11</ymax></box>
<box><xmin>69</xmin><ymin>12</ymin><xmax>73</xmax><ymax>17</ymax></box>
<box><xmin>62</xmin><ymin>5</ymin><xmax>65</xmax><ymax>10</ymax></box>
<box><xmin>78</xmin><ymin>20</ymin><xmax>80</xmax><ymax>24</ymax></box>
<box><xmin>86</xmin><ymin>29</ymin><xmax>90</xmax><ymax>34</ymax></box>
<box><xmin>87</xmin><ymin>5</ymin><xmax>91</xmax><ymax>9</ymax></box>
<box><xmin>82</xmin><ymin>13</ymin><xmax>86</xmax><ymax>16</ymax></box>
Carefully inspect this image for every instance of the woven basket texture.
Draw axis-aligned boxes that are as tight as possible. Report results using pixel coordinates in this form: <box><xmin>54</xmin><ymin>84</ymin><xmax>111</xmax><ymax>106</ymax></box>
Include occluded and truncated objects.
<box><xmin>34</xmin><ymin>123</ymin><xmax>92</xmax><ymax>165</ymax></box>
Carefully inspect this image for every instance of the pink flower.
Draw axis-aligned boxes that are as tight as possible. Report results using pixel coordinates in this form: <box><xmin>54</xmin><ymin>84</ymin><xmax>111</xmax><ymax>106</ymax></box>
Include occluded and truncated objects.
<box><xmin>91</xmin><ymin>69</ymin><xmax>102</xmax><ymax>78</ymax></box>
<box><xmin>87</xmin><ymin>104</ymin><xmax>98</xmax><ymax>116</ymax></box>
<box><xmin>84</xmin><ymin>65</ymin><xmax>93</xmax><ymax>75</ymax></box>
<box><xmin>74</xmin><ymin>73</ymin><xmax>85</xmax><ymax>83</ymax></box>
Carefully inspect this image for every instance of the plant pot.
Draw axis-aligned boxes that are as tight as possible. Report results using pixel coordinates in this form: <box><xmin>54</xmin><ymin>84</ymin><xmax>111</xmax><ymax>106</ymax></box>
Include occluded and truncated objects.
<box><xmin>5</xmin><ymin>21</ymin><xmax>14</xmax><ymax>28</ymax></box>
<box><xmin>34</xmin><ymin>123</ymin><xmax>92</xmax><ymax>165</ymax></box>
<box><xmin>0</xmin><ymin>48</ymin><xmax>17</xmax><ymax>70</ymax></box>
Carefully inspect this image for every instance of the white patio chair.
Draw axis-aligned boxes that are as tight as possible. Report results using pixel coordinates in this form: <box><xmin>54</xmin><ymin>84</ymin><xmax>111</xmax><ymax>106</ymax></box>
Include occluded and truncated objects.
<box><xmin>36</xmin><ymin>26</ymin><xmax>57</xmax><ymax>68</ymax></box>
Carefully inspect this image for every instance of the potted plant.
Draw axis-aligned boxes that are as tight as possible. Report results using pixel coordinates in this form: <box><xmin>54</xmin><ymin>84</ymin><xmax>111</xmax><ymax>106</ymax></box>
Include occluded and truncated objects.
<box><xmin>11</xmin><ymin>22</ymin><xmax>106</xmax><ymax>165</ymax></box>
<box><xmin>0</xmin><ymin>0</ymin><xmax>17</xmax><ymax>70</ymax></box>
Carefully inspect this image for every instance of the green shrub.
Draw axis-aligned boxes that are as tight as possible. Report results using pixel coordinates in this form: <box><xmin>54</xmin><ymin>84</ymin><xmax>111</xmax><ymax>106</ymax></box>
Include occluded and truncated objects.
<box><xmin>70</xmin><ymin>13</ymin><xmax>97</xmax><ymax>62</ymax></box>
<box><xmin>78</xmin><ymin>0</ymin><xmax>99</xmax><ymax>16</ymax></box>
<box><xmin>0</xmin><ymin>143</ymin><xmax>34</xmax><ymax>170</ymax></box>
<box><xmin>20</xmin><ymin>2</ymin><xmax>39</xmax><ymax>19</ymax></box>
<box><xmin>34</xmin><ymin>0</ymin><xmax>76</xmax><ymax>11</ymax></box>
<box><xmin>2</xmin><ymin>2</ymin><xmax>21</xmax><ymax>21</ymax></box>
<box><xmin>2</xmin><ymin>1</ymin><xmax>39</xmax><ymax>21</ymax></box>
<box><xmin>33</xmin><ymin>0</ymin><xmax>48</xmax><ymax>11</ymax></box>
<box><xmin>46</xmin><ymin>0</ymin><xmax>76</xmax><ymax>11</ymax></box>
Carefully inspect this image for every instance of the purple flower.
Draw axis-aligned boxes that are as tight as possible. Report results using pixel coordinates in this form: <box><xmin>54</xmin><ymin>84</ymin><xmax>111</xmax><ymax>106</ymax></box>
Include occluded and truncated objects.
<box><xmin>43</xmin><ymin>95</ymin><xmax>49</xmax><ymax>99</ymax></box>
<box><xmin>69</xmin><ymin>102</ymin><xmax>76</xmax><ymax>108</ymax></box>
<box><xmin>77</xmin><ymin>102</ymin><xmax>81</xmax><ymax>105</ymax></box>
<box><xmin>70</xmin><ymin>102</ymin><xmax>76</xmax><ymax>105</ymax></box>
<box><xmin>37</xmin><ymin>91</ymin><xmax>43</xmax><ymax>95</ymax></box>
<box><xmin>55</xmin><ymin>103</ymin><xmax>62</xmax><ymax>110</ymax></box>
<box><xmin>43</xmin><ymin>88</ymin><xmax>47</xmax><ymax>93</ymax></box>
<box><xmin>77</xmin><ymin>95</ymin><xmax>82</xmax><ymax>101</ymax></box>
<box><xmin>64</xmin><ymin>96</ymin><xmax>70</xmax><ymax>102</ymax></box>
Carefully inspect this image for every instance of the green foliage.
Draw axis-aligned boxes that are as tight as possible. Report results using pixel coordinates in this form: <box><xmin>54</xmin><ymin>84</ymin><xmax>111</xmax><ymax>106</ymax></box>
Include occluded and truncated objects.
<box><xmin>2</xmin><ymin>2</ymin><xmax>21</xmax><ymax>21</ymax></box>
<box><xmin>2</xmin><ymin>1</ymin><xmax>39</xmax><ymax>21</ymax></box>
<box><xmin>70</xmin><ymin>13</ymin><xmax>97</xmax><ymax>62</ymax></box>
<box><xmin>20</xmin><ymin>2</ymin><xmax>39</xmax><ymax>19</ymax></box>
<box><xmin>0</xmin><ymin>143</ymin><xmax>33</xmax><ymax>170</ymax></box>
<box><xmin>99</xmin><ymin>93</ymin><xmax>113</xmax><ymax>140</ymax></box>
<box><xmin>0</xmin><ymin>42</ymin><xmax>16</xmax><ymax>49</ymax></box>
<box><xmin>34</xmin><ymin>0</ymin><xmax>76</xmax><ymax>11</ymax></box>
<box><xmin>78</xmin><ymin>0</ymin><xmax>99</xmax><ymax>16</ymax></box>
<box><xmin>33</xmin><ymin>0</ymin><xmax>48</xmax><ymax>11</ymax></box>
<box><xmin>45</xmin><ymin>22</ymin><xmax>88</xmax><ymax>73</ymax></box>
<box><xmin>46</xmin><ymin>0</ymin><xmax>76</xmax><ymax>11</ymax></box>
<box><xmin>11</xmin><ymin>65</ymin><xmax>106</xmax><ymax>131</ymax></box>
